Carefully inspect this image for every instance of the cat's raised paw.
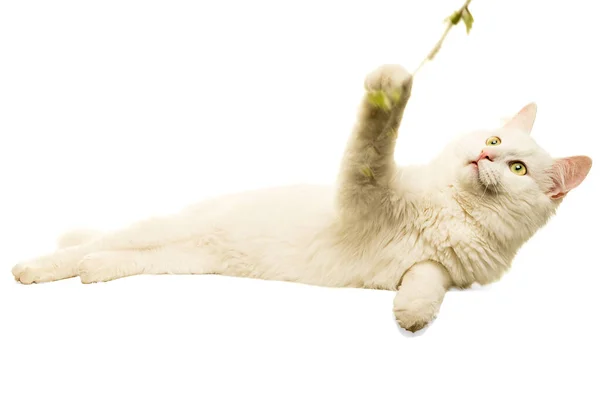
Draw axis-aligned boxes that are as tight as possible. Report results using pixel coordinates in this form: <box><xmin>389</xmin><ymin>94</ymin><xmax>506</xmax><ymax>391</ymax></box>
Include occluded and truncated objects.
<box><xmin>364</xmin><ymin>64</ymin><xmax>413</xmax><ymax>104</ymax></box>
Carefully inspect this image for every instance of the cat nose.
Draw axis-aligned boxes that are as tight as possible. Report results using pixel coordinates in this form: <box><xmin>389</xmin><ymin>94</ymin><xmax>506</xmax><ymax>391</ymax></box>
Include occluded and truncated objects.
<box><xmin>476</xmin><ymin>150</ymin><xmax>494</xmax><ymax>162</ymax></box>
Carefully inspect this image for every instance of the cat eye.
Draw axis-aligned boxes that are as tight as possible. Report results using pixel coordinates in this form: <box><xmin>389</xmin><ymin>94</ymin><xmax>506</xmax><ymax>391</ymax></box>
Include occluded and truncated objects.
<box><xmin>486</xmin><ymin>136</ymin><xmax>501</xmax><ymax>146</ymax></box>
<box><xmin>509</xmin><ymin>161</ymin><xmax>527</xmax><ymax>176</ymax></box>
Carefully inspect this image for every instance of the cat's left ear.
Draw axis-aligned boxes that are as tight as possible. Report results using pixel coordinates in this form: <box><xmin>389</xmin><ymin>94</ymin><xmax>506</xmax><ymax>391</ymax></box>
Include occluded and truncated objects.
<box><xmin>547</xmin><ymin>156</ymin><xmax>593</xmax><ymax>199</ymax></box>
<box><xmin>504</xmin><ymin>102</ymin><xmax>537</xmax><ymax>134</ymax></box>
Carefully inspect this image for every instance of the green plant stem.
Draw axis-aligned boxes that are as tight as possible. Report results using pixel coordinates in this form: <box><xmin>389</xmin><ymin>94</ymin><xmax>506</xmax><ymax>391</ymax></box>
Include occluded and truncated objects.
<box><xmin>413</xmin><ymin>0</ymin><xmax>473</xmax><ymax>76</ymax></box>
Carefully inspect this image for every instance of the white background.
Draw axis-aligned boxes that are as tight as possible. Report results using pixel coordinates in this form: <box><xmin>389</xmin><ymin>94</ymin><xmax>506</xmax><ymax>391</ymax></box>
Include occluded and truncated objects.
<box><xmin>1</xmin><ymin>0</ymin><xmax>599</xmax><ymax>398</ymax></box>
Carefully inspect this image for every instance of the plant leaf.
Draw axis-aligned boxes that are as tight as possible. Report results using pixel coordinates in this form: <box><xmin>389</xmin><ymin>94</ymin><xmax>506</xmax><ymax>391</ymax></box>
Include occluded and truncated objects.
<box><xmin>461</xmin><ymin>7</ymin><xmax>474</xmax><ymax>34</ymax></box>
<box><xmin>390</xmin><ymin>89</ymin><xmax>402</xmax><ymax>104</ymax></box>
<box><xmin>446</xmin><ymin>10</ymin><xmax>461</xmax><ymax>25</ymax></box>
<box><xmin>360</xmin><ymin>165</ymin><xmax>374</xmax><ymax>179</ymax></box>
<box><xmin>367</xmin><ymin>91</ymin><xmax>391</xmax><ymax>110</ymax></box>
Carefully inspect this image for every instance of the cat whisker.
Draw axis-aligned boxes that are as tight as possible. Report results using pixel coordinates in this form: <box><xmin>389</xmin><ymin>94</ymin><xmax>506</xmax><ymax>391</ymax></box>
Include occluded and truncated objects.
<box><xmin>479</xmin><ymin>182</ymin><xmax>489</xmax><ymax>201</ymax></box>
<box><xmin>497</xmin><ymin>179</ymin><xmax>517</xmax><ymax>204</ymax></box>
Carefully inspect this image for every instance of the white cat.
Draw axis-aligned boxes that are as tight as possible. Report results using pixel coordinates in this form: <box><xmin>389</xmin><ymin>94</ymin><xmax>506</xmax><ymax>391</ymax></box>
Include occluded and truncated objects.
<box><xmin>12</xmin><ymin>65</ymin><xmax>592</xmax><ymax>332</ymax></box>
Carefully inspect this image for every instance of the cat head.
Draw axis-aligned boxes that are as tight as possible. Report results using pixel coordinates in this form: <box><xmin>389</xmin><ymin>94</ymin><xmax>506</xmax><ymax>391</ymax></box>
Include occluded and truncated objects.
<box><xmin>442</xmin><ymin>103</ymin><xmax>592</xmax><ymax>242</ymax></box>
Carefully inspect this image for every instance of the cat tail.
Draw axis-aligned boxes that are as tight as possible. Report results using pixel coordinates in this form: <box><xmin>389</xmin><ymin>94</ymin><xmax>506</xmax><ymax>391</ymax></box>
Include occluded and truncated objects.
<box><xmin>57</xmin><ymin>229</ymin><xmax>102</xmax><ymax>249</ymax></box>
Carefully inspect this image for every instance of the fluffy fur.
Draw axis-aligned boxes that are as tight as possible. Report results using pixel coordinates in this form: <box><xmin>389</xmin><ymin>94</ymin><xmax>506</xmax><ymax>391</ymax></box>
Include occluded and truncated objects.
<box><xmin>12</xmin><ymin>65</ymin><xmax>592</xmax><ymax>332</ymax></box>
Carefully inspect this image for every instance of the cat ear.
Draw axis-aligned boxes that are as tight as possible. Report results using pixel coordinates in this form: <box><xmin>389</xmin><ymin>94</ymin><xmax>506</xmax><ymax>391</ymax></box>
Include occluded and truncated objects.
<box><xmin>547</xmin><ymin>156</ymin><xmax>593</xmax><ymax>199</ymax></box>
<box><xmin>503</xmin><ymin>102</ymin><xmax>537</xmax><ymax>134</ymax></box>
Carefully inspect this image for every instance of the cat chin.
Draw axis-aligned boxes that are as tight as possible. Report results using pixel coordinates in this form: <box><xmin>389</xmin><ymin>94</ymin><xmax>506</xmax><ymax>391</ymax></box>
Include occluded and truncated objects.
<box><xmin>477</xmin><ymin>169</ymin><xmax>502</xmax><ymax>191</ymax></box>
<box><xmin>457</xmin><ymin>164</ymin><xmax>501</xmax><ymax>196</ymax></box>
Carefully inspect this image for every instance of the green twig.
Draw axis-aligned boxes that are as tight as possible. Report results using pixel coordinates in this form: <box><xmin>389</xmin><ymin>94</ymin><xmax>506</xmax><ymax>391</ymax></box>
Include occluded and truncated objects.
<box><xmin>413</xmin><ymin>0</ymin><xmax>474</xmax><ymax>76</ymax></box>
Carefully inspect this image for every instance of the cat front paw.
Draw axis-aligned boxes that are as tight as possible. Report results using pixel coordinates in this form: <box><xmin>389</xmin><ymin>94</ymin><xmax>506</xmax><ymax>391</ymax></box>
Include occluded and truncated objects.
<box><xmin>364</xmin><ymin>64</ymin><xmax>412</xmax><ymax>107</ymax></box>
<box><xmin>393</xmin><ymin>295</ymin><xmax>440</xmax><ymax>332</ymax></box>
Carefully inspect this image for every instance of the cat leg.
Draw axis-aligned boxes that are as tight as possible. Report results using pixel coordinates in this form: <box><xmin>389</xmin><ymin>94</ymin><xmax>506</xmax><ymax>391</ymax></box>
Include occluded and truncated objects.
<box><xmin>336</xmin><ymin>64</ymin><xmax>412</xmax><ymax>218</ymax></box>
<box><xmin>13</xmin><ymin>213</ymin><xmax>209</xmax><ymax>284</ymax></box>
<box><xmin>57</xmin><ymin>229</ymin><xmax>102</xmax><ymax>249</ymax></box>
<box><xmin>393</xmin><ymin>260</ymin><xmax>452</xmax><ymax>332</ymax></box>
<box><xmin>78</xmin><ymin>242</ymin><xmax>220</xmax><ymax>284</ymax></box>
<box><xmin>12</xmin><ymin>246</ymin><xmax>91</xmax><ymax>284</ymax></box>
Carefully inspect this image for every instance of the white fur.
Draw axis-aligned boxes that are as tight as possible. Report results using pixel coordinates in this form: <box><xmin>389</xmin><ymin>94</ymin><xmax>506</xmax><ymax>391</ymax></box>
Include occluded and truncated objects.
<box><xmin>12</xmin><ymin>65</ymin><xmax>592</xmax><ymax>332</ymax></box>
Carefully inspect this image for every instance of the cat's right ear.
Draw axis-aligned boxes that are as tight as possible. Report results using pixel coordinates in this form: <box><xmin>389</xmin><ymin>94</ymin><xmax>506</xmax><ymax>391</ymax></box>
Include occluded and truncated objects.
<box><xmin>504</xmin><ymin>102</ymin><xmax>537</xmax><ymax>134</ymax></box>
<box><xmin>547</xmin><ymin>156</ymin><xmax>593</xmax><ymax>200</ymax></box>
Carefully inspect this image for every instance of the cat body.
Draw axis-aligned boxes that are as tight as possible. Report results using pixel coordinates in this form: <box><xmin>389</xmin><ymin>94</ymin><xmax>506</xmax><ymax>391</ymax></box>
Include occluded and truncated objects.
<box><xmin>12</xmin><ymin>65</ymin><xmax>592</xmax><ymax>332</ymax></box>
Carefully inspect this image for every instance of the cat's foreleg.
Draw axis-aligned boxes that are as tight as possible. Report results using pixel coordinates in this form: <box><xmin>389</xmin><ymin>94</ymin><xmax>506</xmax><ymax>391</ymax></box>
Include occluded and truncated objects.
<box><xmin>393</xmin><ymin>260</ymin><xmax>452</xmax><ymax>332</ymax></box>
<box><xmin>336</xmin><ymin>64</ymin><xmax>412</xmax><ymax>218</ymax></box>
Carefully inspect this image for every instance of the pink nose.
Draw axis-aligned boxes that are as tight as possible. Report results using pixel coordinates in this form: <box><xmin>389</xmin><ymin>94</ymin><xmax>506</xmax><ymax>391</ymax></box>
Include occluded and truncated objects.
<box><xmin>476</xmin><ymin>150</ymin><xmax>494</xmax><ymax>162</ymax></box>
